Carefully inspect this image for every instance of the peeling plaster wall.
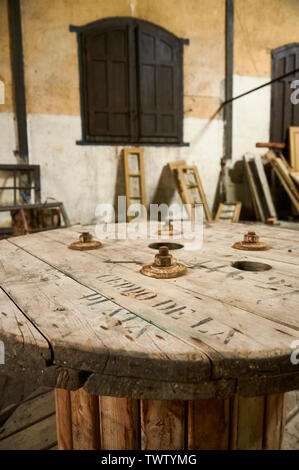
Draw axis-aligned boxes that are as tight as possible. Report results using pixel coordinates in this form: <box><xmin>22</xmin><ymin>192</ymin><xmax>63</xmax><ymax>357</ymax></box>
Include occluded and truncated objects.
<box><xmin>27</xmin><ymin>114</ymin><xmax>223</xmax><ymax>223</ymax></box>
<box><xmin>19</xmin><ymin>0</ymin><xmax>225</xmax><ymax>223</ymax></box>
<box><xmin>232</xmin><ymin>75</ymin><xmax>271</xmax><ymax>161</ymax></box>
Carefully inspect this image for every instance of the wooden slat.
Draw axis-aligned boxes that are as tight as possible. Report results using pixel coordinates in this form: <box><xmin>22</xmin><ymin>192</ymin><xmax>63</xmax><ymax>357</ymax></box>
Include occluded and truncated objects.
<box><xmin>98</xmin><ymin>396</ymin><xmax>139</xmax><ymax>449</ymax></box>
<box><xmin>54</xmin><ymin>389</ymin><xmax>73</xmax><ymax>450</ymax></box>
<box><xmin>188</xmin><ymin>398</ymin><xmax>229</xmax><ymax>449</ymax></box>
<box><xmin>0</xmin><ymin>414</ymin><xmax>57</xmax><ymax>450</ymax></box>
<box><xmin>0</xmin><ymin>287</ymin><xmax>50</xmax><ymax>368</ymax></box>
<box><xmin>70</xmin><ymin>388</ymin><xmax>100</xmax><ymax>450</ymax></box>
<box><xmin>263</xmin><ymin>393</ymin><xmax>286</xmax><ymax>449</ymax></box>
<box><xmin>0</xmin><ymin>391</ymin><xmax>55</xmax><ymax>440</ymax></box>
<box><xmin>141</xmin><ymin>400</ymin><xmax>185</xmax><ymax>449</ymax></box>
<box><xmin>243</xmin><ymin>154</ymin><xmax>265</xmax><ymax>221</ymax></box>
<box><xmin>230</xmin><ymin>395</ymin><xmax>265</xmax><ymax>450</ymax></box>
<box><xmin>253</xmin><ymin>154</ymin><xmax>277</xmax><ymax>219</ymax></box>
<box><xmin>289</xmin><ymin>126</ymin><xmax>299</xmax><ymax>171</ymax></box>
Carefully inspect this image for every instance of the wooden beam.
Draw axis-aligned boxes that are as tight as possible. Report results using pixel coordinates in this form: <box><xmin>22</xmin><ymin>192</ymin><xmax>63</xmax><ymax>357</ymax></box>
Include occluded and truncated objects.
<box><xmin>8</xmin><ymin>0</ymin><xmax>28</xmax><ymax>162</ymax></box>
<box><xmin>225</xmin><ymin>0</ymin><xmax>234</xmax><ymax>159</ymax></box>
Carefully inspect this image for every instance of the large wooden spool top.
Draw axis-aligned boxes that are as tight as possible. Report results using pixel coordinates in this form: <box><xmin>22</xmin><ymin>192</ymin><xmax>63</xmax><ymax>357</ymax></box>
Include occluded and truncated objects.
<box><xmin>0</xmin><ymin>223</ymin><xmax>298</xmax><ymax>400</ymax></box>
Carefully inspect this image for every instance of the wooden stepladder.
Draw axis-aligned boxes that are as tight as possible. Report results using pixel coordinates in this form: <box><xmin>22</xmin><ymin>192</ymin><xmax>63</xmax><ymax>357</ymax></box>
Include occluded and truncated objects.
<box><xmin>168</xmin><ymin>162</ymin><xmax>213</xmax><ymax>222</ymax></box>
<box><xmin>123</xmin><ymin>148</ymin><xmax>146</xmax><ymax>222</ymax></box>
<box><xmin>214</xmin><ymin>202</ymin><xmax>242</xmax><ymax>223</ymax></box>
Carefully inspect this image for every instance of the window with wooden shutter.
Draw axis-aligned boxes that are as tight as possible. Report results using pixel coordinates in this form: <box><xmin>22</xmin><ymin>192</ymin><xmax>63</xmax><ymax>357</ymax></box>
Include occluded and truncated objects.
<box><xmin>71</xmin><ymin>18</ymin><xmax>188</xmax><ymax>146</ymax></box>
<box><xmin>271</xmin><ymin>43</ymin><xmax>299</xmax><ymax>143</ymax></box>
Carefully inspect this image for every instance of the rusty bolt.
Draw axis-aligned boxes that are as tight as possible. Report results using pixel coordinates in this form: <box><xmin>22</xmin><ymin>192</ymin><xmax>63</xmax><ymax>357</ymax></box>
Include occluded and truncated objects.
<box><xmin>79</xmin><ymin>231</ymin><xmax>93</xmax><ymax>243</ymax></box>
<box><xmin>244</xmin><ymin>231</ymin><xmax>259</xmax><ymax>244</ymax></box>
<box><xmin>154</xmin><ymin>246</ymin><xmax>173</xmax><ymax>267</ymax></box>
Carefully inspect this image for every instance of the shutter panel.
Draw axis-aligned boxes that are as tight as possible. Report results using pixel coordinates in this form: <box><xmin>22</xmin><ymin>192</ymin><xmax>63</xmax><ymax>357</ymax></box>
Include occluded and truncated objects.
<box><xmin>271</xmin><ymin>44</ymin><xmax>299</xmax><ymax>143</ymax></box>
<box><xmin>137</xmin><ymin>25</ymin><xmax>182</xmax><ymax>143</ymax></box>
<box><xmin>84</xmin><ymin>24</ymin><xmax>132</xmax><ymax>140</ymax></box>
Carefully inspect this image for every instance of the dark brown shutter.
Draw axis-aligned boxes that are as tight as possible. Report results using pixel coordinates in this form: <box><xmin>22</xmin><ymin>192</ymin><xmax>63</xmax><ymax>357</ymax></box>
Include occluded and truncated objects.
<box><xmin>137</xmin><ymin>24</ymin><xmax>182</xmax><ymax>143</ymax></box>
<box><xmin>271</xmin><ymin>43</ymin><xmax>299</xmax><ymax>143</ymax></box>
<box><xmin>80</xmin><ymin>18</ymin><xmax>184</xmax><ymax>144</ymax></box>
<box><xmin>84</xmin><ymin>24</ymin><xmax>132</xmax><ymax>140</ymax></box>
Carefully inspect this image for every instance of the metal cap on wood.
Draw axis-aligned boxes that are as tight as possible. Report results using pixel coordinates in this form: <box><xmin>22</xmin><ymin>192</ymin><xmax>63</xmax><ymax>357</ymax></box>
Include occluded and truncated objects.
<box><xmin>68</xmin><ymin>232</ymin><xmax>102</xmax><ymax>251</ymax></box>
<box><xmin>232</xmin><ymin>231</ymin><xmax>270</xmax><ymax>251</ymax></box>
<box><xmin>140</xmin><ymin>245</ymin><xmax>187</xmax><ymax>279</ymax></box>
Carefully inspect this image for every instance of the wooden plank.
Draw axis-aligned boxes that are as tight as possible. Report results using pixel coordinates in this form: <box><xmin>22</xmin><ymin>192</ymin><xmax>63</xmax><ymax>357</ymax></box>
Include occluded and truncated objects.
<box><xmin>98</xmin><ymin>396</ymin><xmax>139</xmax><ymax>449</ymax></box>
<box><xmin>0</xmin><ymin>287</ymin><xmax>50</xmax><ymax>363</ymax></box>
<box><xmin>269</xmin><ymin>156</ymin><xmax>299</xmax><ymax>213</ymax></box>
<box><xmin>188</xmin><ymin>398</ymin><xmax>229</xmax><ymax>449</ymax></box>
<box><xmin>0</xmin><ymin>414</ymin><xmax>57</xmax><ymax>450</ymax></box>
<box><xmin>54</xmin><ymin>389</ymin><xmax>73</xmax><ymax>450</ymax></box>
<box><xmin>167</xmin><ymin>160</ymin><xmax>188</xmax><ymax>203</ymax></box>
<box><xmin>263</xmin><ymin>393</ymin><xmax>286</xmax><ymax>449</ymax></box>
<box><xmin>243</xmin><ymin>154</ymin><xmax>265</xmax><ymax>221</ymax></box>
<box><xmin>85</xmin><ymin>372</ymin><xmax>235</xmax><ymax>400</ymax></box>
<box><xmin>224</xmin><ymin>0</ymin><xmax>234</xmax><ymax>160</ymax></box>
<box><xmin>0</xmin><ymin>391</ymin><xmax>55</xmax><ymax>440</ymax></box>
<box><xmin>141</xmin><ymin>400</ymin><xmax>185</xmax><ymax>449</ymax></box>
<box><xmin>289</xmin><ymin>126</ymin><xmax>299</xmax><ymax>171</ymax></box>
<box><xmin>253</xmin><ymin>154</ymin><xmax>277</xmax><ymax>219</ymax></box>
<box><xmin>70</xmin><ymin>388</ymin><xmax>100</xmax><ymax>450</ymax></box>
<box><xmin>230</xmin><ymin>395</ymin><xmax>265</xmax><ymax>450</ymax></box>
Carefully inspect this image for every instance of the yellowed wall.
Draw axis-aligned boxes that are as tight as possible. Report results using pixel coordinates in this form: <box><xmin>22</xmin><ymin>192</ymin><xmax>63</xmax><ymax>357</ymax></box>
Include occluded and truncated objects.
<box><xmin>18</xmin><ymin>0</ymin><xmax>225</xmax><ymax>120</ymax></box>
<box><xmin>0</xmin><ymin>0</ymin><xmax>13</xmax><ymax>112</ymax></box>
<box><xmin>2</xmin><ymin>0</ymin><xmax>299</xmax><ymax>117</ymax></box>
<box><xmin>235</xmin><ymin>0</ymin><xmax>299</xmax><ymax>77</ymax></box>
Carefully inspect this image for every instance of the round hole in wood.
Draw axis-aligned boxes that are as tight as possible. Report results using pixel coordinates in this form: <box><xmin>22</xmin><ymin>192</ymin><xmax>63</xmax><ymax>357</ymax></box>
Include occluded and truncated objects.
<box><xmin>148</xmin><ymin>242</ymin><xmax>184</xmax><ymax>250</ymax></box>
<box><xmin>232</xmin><ymin>260</ymin><xmax>272</xmax><ymax>272</ymax></box>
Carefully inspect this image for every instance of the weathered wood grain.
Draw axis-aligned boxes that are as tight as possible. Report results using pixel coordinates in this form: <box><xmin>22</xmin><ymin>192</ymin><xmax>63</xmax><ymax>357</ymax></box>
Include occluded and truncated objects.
<box><xmin>230</xmin><ymin>395</ymin><xmax>265</xmax><ymax>450</ymax></box>
<box><xmin>141</xmin><ymin>399</ymin><xmax>185</xmax><ymax>449</ymax></box>
<box><xmin>70</xmin><ymin>388</ymin><xmax>100</xmax><ymax>450</ymax></box>
<box><xmin>98</xmin><ymin>396</ymin><xmax>139</xmax><ymax>449</ymax></box>
<box><xmin>0</xmin><ymin>287</ymin><xmax>51</xmax><ymax>368</ymax></box>
<box><xmin>0</xmin><ymin>239</ymin><xmax>210</xmax><ymax>383</ymax></box>
<box><xmin>54</xmin><ymin>389</ymin><xmax>73</xmax><ymax>450</ymax></box>
<box><xmin>84</xmin><ymin>372</ymin><xmax>236</xmax><ymax>400</ymax></box>
<box><xmin>0</xmin><ymin>223</ymin><xmax>298</xmax><ymax>398</ymax></box>
<box><xmin>0</xmin><ymin>414</ymin><xmax>57</xmax><ymax>450</ymax></box>
<box><xmin>264</xmin><ymin>393</ymin><xmax>286</xmax><ymax>449</ymax></box>
<box><xmin>15</xmin><ymin>229</ymin><xmax>299</xmax><ymax>379</ymax></box>
<box><xmin>188</xmin><ymin>398</ymin><xmax>229</xmax><ymax>449</ymax></box>
<box><xmin>0</xmin><ymin>390</ymin><xmax>54</xmax><ymax>440</ymax></box>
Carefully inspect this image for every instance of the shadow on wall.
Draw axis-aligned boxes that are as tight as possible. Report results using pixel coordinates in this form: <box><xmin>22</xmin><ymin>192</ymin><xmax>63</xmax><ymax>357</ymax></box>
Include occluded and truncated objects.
<box><xmin>227</xmin><ymin>160</ymin><xmax>255</xmax><ymax>220</ymax></box>
<box><xmin>113</xmin><ymin>149</ymin><xmax>126</xmax><ymax>222</ymax></box>
<box><xmin>151</xmin><ymin>164</ymin><xmax>176</xmax><ymax>208</ymax></box>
